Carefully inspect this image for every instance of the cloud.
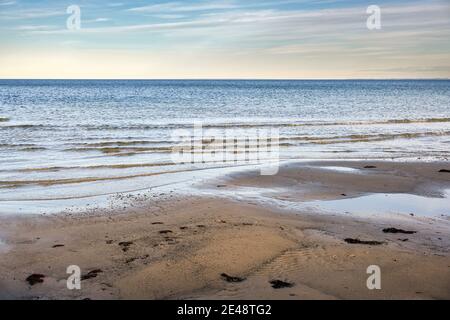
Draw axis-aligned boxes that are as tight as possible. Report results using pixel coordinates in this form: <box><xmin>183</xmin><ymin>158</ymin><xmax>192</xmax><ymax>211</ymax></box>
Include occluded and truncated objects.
<box><xmin>14</xmin><ymin>25</ymin><xmax>56</xmax><ymax>31</ymax></box>
<box><xmin>2</xmin><ymin>0</ymin><xmax>449</xmax><ymax>78</ymax></box>
<box><xmin>88</xmin><ymin>18</ymin><xmax>111</xmax><ymax>23</ymax></box>
<box><xmin>152</xmin><ymin>14</ymin><xmax>186</xmax><ymax>19</ymax></box>
<box><xmin>33</xmin><ymin>1</ymin><xmax>448</xmax><ymax>38</ymax></box>
<box><xmin>108</xmin><ymin>3</ymin><xmax>124</xmax><ymax>7</ymax></box>
<box><xmin>128</xmin><ymin>1</ymin><xmax>239</xmax><ymax>13</ymax></box>
<box><xmin>126</xmin><ymin>0</ymin><xmax>342</xmax><ymax>14</ymax></box>
<box><xmin>0</xmin><ymin>8</ymin><xmax>65</xmax><ymax>19</ymax></box>
<box><xmin>0</xmin><ymin>1</ymin><xmax>16</xmax><ymax>6</ymax></box>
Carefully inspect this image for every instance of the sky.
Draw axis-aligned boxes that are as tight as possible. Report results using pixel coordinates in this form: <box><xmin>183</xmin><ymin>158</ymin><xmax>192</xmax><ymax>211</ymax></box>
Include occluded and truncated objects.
<box><xmin>0</xmin><ymin>0</ymin><xmax>449</xmax><ymax>79</ymax></box>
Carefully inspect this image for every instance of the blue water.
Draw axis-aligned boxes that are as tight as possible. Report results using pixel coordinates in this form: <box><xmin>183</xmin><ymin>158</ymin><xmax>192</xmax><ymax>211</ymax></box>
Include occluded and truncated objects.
<box><xmin>0</xmin><ymin>80</ymin><xmax>449</xmax><ymax>203</ymax></box>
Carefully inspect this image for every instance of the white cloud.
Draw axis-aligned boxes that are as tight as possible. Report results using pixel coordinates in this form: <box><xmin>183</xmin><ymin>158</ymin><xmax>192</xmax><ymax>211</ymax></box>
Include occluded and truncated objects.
<box><xmin>0</xmin><ymin>9</ymin><xmax>65</xmax><ymax>19</ymax></box>
<box><xmin>0</xmin><ymin>1</ymin><xmax>16</xmax><ymax>6</ymax></box>
<box><xmin>108</xmin><ymin>3</ymin><xmax>124</xmax><ymax>7</ymax></box>
<box><xmin>91</xmin><ymin>18</ymin><xmax>110</xmax><ymax>22</ymax></box>
<box><xmin>128</xmin><ymin>1</ymin><xmax>238</xmax><ymax>13</ymax></box>
<box><xmin>15</xmin><ymin>25</ymin><xmax>56</xmax><ymax>31</ymax></box>
<box><xmin>152</xmin><ymin>14</ymin><xmax>186</xmax><ymax>19</ymax></box>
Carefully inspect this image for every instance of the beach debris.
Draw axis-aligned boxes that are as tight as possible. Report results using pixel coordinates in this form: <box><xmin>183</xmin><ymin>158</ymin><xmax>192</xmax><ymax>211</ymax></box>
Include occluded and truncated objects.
<box><xmin>398</xmin><ymin>238</ymin><xmax>409</xmax><ymax>242</ymax></box>
<box><xmin>180</xmin><ymin>226</ymin><xmax>188</xmax><ymax>230</ymax></box>
<box><xmin>217</xmin><ymin>185</ymin><xmax>227</xmax><ymax>188</ymax></box>
<box><xmin>159</xmin><ymin>230</ymin><xmax>173</xmax><ymax>234</ymax></box>
<box><xmin>221</xmin><ymin>273</ymin><xmax>246</xmax><ymax>283</ymax></box>
<box><xmin>125</xmin><ymin>257</ymin><xmax>136</xmax><ymax>264</ymax></box>
<box><xmin>164</xmin><ymin>237</ymin><xmax>177</xmax><ymax>244</ymax></box>
<box><xmin>26</xmin><ymin>274</ymin><xmax>45</xmax><ymax>286</ymax></box>
<box><xmin>344</xmin><ymin>238</ymin><xmax>384</xmax><ymax>245</ymax></box>
<box><xmin>383</xmin><ymin>228</ymin><xmax>417</xmax><ymax>234</ymax></box>
<box><xmin>270</xmin><ymin>279</ymin><xmax>294</xmax><ymax>289</ymax></box>
<box><xmin>438</xmin><ymin>169</ymin><xmax>450</xmax><ymax>173</ymax></box>
<box><xmin>81</xmin><ymin>269</ymin><xmax>103</xmax><ymax>281</ymax></box>
<box><xmin>52</xmin><ymin>244</ymin><xmax>64</xmax><ymax>248</ymax></box>
<box><xmin>118</xmin><ymin>241</ymin><xmax>133</xmax><ymax>252</ymax></box>
<box><xmin>197</xmin><ymin>225</ymin><xmax>206</xmax><ymax>228</ymax></box>
<box><xmin>341</xmin><ymin>194</ymin><xmax>347</xmax><ymax>196</ymax></box>
<box><xmin>106</xmin><ymin>240</ymin><xmax>114</xmax><ymax>244</ymax></box>
<box><xmin>126</xmin><ymin>254</ymin><xmax>149</xmax><ymax>264</ymax></box>
<box><xmin>151</xmin><ymin>222</ymin><xmax>164</xmax><ymax>225</ymax></box>
<box><xmin>364</xmin><ymin>165</ymin><xmax>377</xmax><ymax>169</ymax></box>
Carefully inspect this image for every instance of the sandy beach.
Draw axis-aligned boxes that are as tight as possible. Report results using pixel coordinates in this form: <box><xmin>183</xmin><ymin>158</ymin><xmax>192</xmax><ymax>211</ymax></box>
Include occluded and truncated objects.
<box><xmin>0</xmin><ymin>160</ymin><xmax>449</xmax><ymax>300</ymax></box>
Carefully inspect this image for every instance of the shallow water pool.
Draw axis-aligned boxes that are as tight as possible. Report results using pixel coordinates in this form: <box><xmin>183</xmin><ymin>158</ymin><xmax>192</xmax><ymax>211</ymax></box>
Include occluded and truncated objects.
<box><xmin>305</xmin><ymin>190</ymin><xmax>450</xmax><ymax>217</ymax></box>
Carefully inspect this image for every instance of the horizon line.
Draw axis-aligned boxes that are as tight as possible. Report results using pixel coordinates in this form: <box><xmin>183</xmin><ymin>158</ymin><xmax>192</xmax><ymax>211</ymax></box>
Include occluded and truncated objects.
<box><xmin>0</xmin><ymin>78</ymin><xmax>449</xmax><ymax>81</ymax></box>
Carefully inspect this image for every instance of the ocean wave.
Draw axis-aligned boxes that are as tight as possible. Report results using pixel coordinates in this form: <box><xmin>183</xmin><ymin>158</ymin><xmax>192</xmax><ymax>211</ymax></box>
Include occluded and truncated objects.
<box><xmin>1</xmin><ymin>117</ymin><xmax>449</xmax><ymax>132</ymax></box>
<box><xmin>79</xmin><ymin>124</ymin><xmax>174</xmax><ymax>131</ymax></box>
<box><xmin>199</xmin><ymin>117</ymin><xmax>450</xmax><ymax>129</ymax></box>
<box><xmin>8</xmin><ymin>162</ymin><xmax>176</xmax><ymax>173</ymax></box>
<box><xmin>0</xmin><ymin>162</ymin><xmax>265</xmax><ymax>188</ymax></box>
<box><xmin>0</xmin><ymin>124</ymin><xmax>50</xmax><ymax>130</ymax></box>
<box><xmin>0</xmin><ymin>144</ymin><xmax>46</xmax><ymax>151</ymax></box>
<box><xmin>61</xmin><ymin>131</ymin><xmax>449</xmax><ymax>155</ymax></box>
<box><xmin>0</xmin><ymin>143</ymin><xmax>36</xmax><ymax>148</ymax></box>
<box><xmin>65</xmin><ymin>142</ymin><xmax>282</xmax><ymax>155</ymax></box>
<box><xmin>20</xmin><ymin>147</ymin><xmax>47</xmax><ymax>152</ymax></box>
<box><xmin>64</xmin><ymin>146</ymin><xmax>174</xmax><ymax>154</ymax></box>
<box><xmin>304</xmin><ymin>130</ymin><xmax>450</xmax><ymax>145</ymax></box>
<box><xmin>71</xmin><ymin>140</ymin><xmax>170</xmax><ymax>147</ymax></box>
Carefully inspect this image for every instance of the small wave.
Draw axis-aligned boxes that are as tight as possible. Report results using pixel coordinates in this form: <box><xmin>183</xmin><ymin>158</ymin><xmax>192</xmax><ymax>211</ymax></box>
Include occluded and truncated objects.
<box><xmin>384</xmin><ymin>118</ymin><xmax>450</xmax><ymax>124</ymax></box>
<box><xmin>197</xmin><ymin>117</ymin><xmax>450</xmax><ymax>129</ymax></box>
<box><xmin>280</xmin><ymin>130</ymin><xmax>450</xmax><ymax>143</ymax></box>
<box><xmin>79</xmin><ymin>124</ymin><xmax>174</xmax><ymax>131</ymax></box>
<box><xmin>65</xmin><ymin>142</ymin><xmax>278</xmax><ymax>155</ymax></box>
<box><xmin>305</xmin><ymin>130</ymin><xmax>450</xmax><ymax>145</ymax></box>
<box><xmin>3</xmin><ymin>117</ymin><xmax>448</xmax><ymax>132</ymax></box>
<box><xmin>0</xmin><ymin>163</ymin><xmax>265</xmax><ymax>188</ymax></box>
<box><xmin>297</xmin><ymin>117</ymin><xmax>450</xmax><ymax>127</ymax></box>
<box><xmin>0</xmin><ymin>124</ymin><xmax>48</xmax><ymax>129</ymax></box>
<box><xmin>63</xmin><ymin>131</ymin><xmax>449</xmax><ymax>154</ymax></box>
<box><xmin>65</xmin><ymin>146</ymin><xmax>174</xmax><ymax>154</ymax></box>
<box><xmin>0</xmin><ymin>143</ymin><xmax>36</xmax><ymax>148</ymax></box>
<box><xmin>20</xmin><ymin>147</ymin><xmax>47</xmax><ymax>152</ymax></box>
<box><xmin>72</xmin><ymin>140</ymin><xmax>170</xmax><ymax>147</ymax></box>
<box><xmin>10</xmin><ymin>162</ymin><xmax>176</xmax><ymax>173</ymax></box>
<box><xmin>2</xmin><ymin>117</ymin><xmax>449</xmax><ymax>132</ymax></box>
<box><xmin>296</xmin><ymin>117</ymin><xmax>450</xmax><ymax>127</ymax></box>
<box><xmin>74</xmin><ymin>117</ymin><xmax>450</xmax><ymax>131</ymax></box>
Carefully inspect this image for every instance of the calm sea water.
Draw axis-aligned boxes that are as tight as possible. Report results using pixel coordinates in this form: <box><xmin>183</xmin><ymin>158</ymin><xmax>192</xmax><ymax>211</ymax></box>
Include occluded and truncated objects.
<box><xmin>0</xmin><ymin>80</ymin><xmax>449</xmax><ymax>206</ymax></box>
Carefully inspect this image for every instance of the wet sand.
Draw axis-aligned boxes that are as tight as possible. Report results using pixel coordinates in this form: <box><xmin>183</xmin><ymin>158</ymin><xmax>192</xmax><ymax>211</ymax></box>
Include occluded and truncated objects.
<box><xmin>0</xmin><ymin>161</ymin><xmax>449</xmax><ymax>300</ymax></box>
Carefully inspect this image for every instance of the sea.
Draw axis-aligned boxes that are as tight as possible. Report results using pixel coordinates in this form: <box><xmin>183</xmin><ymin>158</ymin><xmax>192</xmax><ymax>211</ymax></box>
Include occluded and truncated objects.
<box><xmin>0</xmin><ymin>80</ymin><xmax>449</xmax><ymax>213</ymax></box>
